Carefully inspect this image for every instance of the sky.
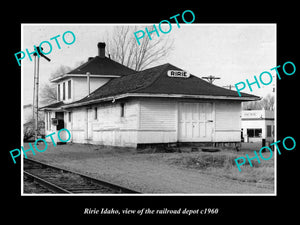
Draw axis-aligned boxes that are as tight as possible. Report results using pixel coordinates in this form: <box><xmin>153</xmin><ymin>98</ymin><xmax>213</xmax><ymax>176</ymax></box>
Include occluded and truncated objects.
<box><xmin>21</xmin><ymin>24</ymin><xmax>276</xmax><ymax>106</ymax></box>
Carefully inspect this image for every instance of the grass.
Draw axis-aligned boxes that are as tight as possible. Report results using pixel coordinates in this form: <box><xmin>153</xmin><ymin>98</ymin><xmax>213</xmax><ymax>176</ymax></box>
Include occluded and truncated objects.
<box><xmin>30</xmin><ymin>141</ymin><xmax>274</xmax><ymax>185</ymax></box>
<box><xmin>165</xmin><ymin>150</ymin><xmax>274</xmax><ymax>184</ymax></box>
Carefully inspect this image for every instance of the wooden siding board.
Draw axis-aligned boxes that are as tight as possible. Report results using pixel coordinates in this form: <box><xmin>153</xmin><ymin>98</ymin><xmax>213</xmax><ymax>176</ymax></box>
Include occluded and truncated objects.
<box><xmin>215</xmin><ymin>101</ymin><xmax>241</xmax><ymax>142</ymax></box>
<box><xmin>140</xmin><ymin>100</ymin><xmax>176</xmax><ymax>130</ymax></box>
<box><xmin>215</xmin><ymin>101</ymin><xmax>241</xmax><ymax>131</ymax></box>
<box><xmin>69</xmin><ymin>100</ymin><xmax>139</xmax><ymax>146</ymax></box>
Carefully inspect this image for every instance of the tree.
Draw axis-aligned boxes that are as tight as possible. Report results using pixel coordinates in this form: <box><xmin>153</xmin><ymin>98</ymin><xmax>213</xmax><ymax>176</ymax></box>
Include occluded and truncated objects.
<box><xmin>39</xmin><ymin>65</ymin><xmax>71</xmax><ymax>105</ymax></box>
<box><xmin>49</xmin><ymin>64</ymin><xmax>73</xmax><ymax>80</ymax></box>
<box><xmin>40</xmin><ymin>25</ymin><xmax>174</xmax><ymax>105</ymax></box>
<box><xmin>24</xmin><ymin>119</ymin><xmax>45</xmax><ymax>141</ymax></box>
<box><xmin>104</xmin><ymin>26</ymin><xmax>174</xmax><ymax>71</ymax></box>
<box><xmin>23</xmin><ymin>112</ymin><xmax>45</xmax><ymax>141</ymax></box>
<box><xmin>242</xmin><ymin>94</ymin><xmax>274</xmax><ymax>110</ymax></box>
<box><xmin>40</xmin><ymin>83</ymin><xmax>57</xmax><ymax>105</ymax></box>
<box><xmin>259</xmin><ymin>94</ymin><xmax>275</xmax><ymax>110</ymax></box>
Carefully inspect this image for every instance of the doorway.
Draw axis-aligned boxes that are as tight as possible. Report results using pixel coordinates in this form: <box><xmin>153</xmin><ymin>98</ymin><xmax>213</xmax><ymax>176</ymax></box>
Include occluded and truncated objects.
<box><xmin>55</xmin><ymin>112</ymin><xmax>64</xmax><ymax>130</ymax></box>
<box><xmin>178</xmin><ymin>102</ymin><xmax>213</xmax><ymax>142</ymax></box>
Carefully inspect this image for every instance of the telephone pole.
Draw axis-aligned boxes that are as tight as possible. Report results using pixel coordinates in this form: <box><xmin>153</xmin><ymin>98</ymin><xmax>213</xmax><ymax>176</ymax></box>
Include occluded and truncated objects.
<box><xmin>222</xmin><ymin>84</ymin><xmax>234</xmax><ymax>90</ymax></box>
<box><xmin>201</xmin><ymin>75</ymin><xmax>221</xmax><ymax>84</ymax></box>
<box><xmin>32</xmin><ymin>46</ymin><xmax>51</xmax><ymax>142</ymax></box>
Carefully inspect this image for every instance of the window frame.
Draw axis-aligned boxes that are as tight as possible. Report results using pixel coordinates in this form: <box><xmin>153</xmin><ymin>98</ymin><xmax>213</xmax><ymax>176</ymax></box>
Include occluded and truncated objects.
<box><xmin>247</xmin><ymin>128</ymin><xmax>262</xmax><ymax>138</ymax></box>
<box><xmin>63</xmin><ymin>82</ymin><xmax>66</xmax><ymax>100</ymax></box>
<box><xmin>57</xmin><ymin>84</ymin><xmax>60</xmax><ymax>101</ymax></box>
<box><xmin>94</xmin><ymin>107</ymin><xmax>98</xmax><ymax>120</ymax></box>
<box><xmin>68</xmin><ymin>80</ymin><xmax>71</xmax><ymax>99</ymax></box>
<box><xmin>68</xmin><ymin>111</ymin><xmax>72</xmax><ymax>123</ymax></box>
<box><xmin>120</xmin><ymin>103</ymin><xmax>125</xmax><ymax>117</ymax></box>
<box><xmin>267</xmin><ymin>125</ymin><xmax>272</xmax><ymax>137</ymax></box>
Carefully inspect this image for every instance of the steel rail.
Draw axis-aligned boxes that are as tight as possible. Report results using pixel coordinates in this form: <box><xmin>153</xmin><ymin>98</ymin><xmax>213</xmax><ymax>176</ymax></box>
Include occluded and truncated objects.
<box><xmin>24</xmin><ymin>171</ymin><xmax>72</xmax><ymax>194</ymax></box>
<box><xmin>24</xmin><ymin>158</ymin><xmax>141</xmax><ymax>194</ymax></box>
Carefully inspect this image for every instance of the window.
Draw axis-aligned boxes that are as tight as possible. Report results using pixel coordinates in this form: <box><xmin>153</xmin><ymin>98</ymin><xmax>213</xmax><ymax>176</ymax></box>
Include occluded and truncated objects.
<box><xmin>68</xmin><ymin>80</ymin><xmax>71</xmax><ymax>99</ymax></box>
<box><xmin>68</xmin><ymin>112</ymin><xmax>72</xmax><ymax>122</ymax></box>
<box><xmin>120</xmin><ymin>103</ymin><xmax>125</xmax><ymax>117</ymax></box>
<box><xmin>254</xmin><ymin>129</ymin><xmax>261</xmax><ymax>137</ymax></box>
<box><xmin>63</xmin><ymin>82</ymin><xmax>66</xmax><ymax>100</ymax></box>
<box><xmin>57</xmin><ymin>84</ymin><xmax>60</xmax><ymax>101</ymax></box>
<box><xmin>94</xmin><ymin>107</ymin><xmax>97</xmax><ymax>120</ymax></box>
<box><xmin>267</xmin><ymin>125</ymin><xmax>272</xmax><ymax>137</ymax></box>
<box><xmin>247</xmin><ymin>128</ymin><xmax>262</xmax><ymax>138</ymax></box>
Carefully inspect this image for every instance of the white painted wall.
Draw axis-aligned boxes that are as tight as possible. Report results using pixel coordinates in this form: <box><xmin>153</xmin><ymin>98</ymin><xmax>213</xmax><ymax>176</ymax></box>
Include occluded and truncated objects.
<box><xmin>241</xmin><ymin>120</ymin><xmax>274</xmax><ymax>143</ymax></box>
<box><xmin>138</xmin><ymin>99</ymin><xmax>177</xmax><ymax>144</ymax></box>
<box><xmin>72</xmin><ymin>77</ymin><xmax>110</xmax><ymax>102</ymax></box>
<box><xmin>44</xmin><ymin>111</ymin><xmax>59</xmax><ymax>144</ymax></box>
<box><xmin>139</xmin><ymin>100</ymin><xmax>177</xmax><ymax>130</ymax></box>
<box><xmin>68</xmin><ymin>108</ymin><xmax>86</xmax><ymax>143</ymax></box>
<box><xmin>56</xmin><ymin>77</ymin><xmax>111</xmax><ymax>103</ymax></box>
<box><xmin>138</xmin><ymin>99</ymin><xmax>242</xmax><ymax>144</ymax></box>
<box><xmin>241</xmin><ymin>110</ymin><xmax>275</xmax><ymax>143</ymax></box>
<box><xmin>44</xmin><ymin>98</ymin><xmax>244</xmax><ymax>147</ymax></box>
<box><xmin>68</xmin><ymin>100</ymin><xmax>139</xmax><ymax>147</ymax></box>
<box><xmin>214</xmin><ymin>101</ymin><xmax>241</xmax><ymax>142</ymax></box>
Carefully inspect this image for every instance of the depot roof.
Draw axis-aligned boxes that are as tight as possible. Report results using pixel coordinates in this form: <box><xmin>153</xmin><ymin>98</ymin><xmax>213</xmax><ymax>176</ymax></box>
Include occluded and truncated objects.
<box><xmin>57</xmin><ymin>63</ymin><xmax>260</xmax><ymax>109</ymax></box>
<box><xmin>50</xmin><ymin>56</ymin><xmax>136</xmax><ymax>82</ymax></box>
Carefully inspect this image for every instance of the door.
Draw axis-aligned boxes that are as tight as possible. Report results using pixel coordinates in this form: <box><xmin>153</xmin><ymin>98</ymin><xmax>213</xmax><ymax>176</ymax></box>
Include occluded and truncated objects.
<box><xmin>55</xmin><ymin>112</ymin><xmax>64</xmax><ymax>130</ymax></box>
<box><xmin>178</xmin><ymin>102</ymin><xmax>213</xmax><ymax>142</ymax></box>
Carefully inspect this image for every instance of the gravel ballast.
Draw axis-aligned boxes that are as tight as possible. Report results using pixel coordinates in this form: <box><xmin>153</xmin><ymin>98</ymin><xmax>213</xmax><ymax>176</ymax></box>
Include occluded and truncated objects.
<box><xmin>23</xmin><ymin>142</ymin><xmax>274</xmax><ymax>194</ymax></box>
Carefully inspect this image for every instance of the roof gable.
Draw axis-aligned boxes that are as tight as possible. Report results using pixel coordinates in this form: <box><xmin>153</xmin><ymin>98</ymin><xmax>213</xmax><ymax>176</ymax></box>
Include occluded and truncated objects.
<box><xmin>67</xmin><ymin>56</ymin><xmax>135</xmax><ymax>76</ymax></box>
<box><xmin>50</xmin><ymin>56</ymin><xmax>136</xmax><ymax>83</ymax></box>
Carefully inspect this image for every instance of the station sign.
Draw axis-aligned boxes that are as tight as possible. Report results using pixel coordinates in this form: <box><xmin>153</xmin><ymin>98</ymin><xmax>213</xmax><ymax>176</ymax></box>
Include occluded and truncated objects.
<box><xmin>167</xmin><ymin>70</ymin><xmax>190</xmax><ymax>78</ymax></box>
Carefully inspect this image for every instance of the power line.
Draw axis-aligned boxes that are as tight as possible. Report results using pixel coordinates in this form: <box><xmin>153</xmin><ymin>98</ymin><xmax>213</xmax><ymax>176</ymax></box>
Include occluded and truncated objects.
<box><xmin>201</xmin><ymin>75</ymin><xmax>221</xmax><ymax>84</ymax></box>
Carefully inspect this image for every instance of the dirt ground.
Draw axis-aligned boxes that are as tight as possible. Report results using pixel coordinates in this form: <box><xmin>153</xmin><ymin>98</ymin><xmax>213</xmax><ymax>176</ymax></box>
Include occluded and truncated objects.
<box><xmin>22</xmin><ymin>142</ymin><xmax>275</xmax><ymax>194</ymax></box>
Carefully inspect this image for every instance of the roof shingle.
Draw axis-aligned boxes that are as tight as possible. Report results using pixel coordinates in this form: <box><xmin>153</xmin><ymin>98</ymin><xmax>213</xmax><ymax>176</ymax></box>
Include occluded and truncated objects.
<box><xmin>42</xmin><ymin>63</ymin><xmax>260</xmax><ymax>109</ymax></box>
<box><xmin>75</xmin><ymin>63</ymin><xmax>259</xmax><ymax>104</ymax></box>
<box><xmin>67</xmin><ymin>56</ymin><xmax>135</xmax><ymax>76</ymax></box>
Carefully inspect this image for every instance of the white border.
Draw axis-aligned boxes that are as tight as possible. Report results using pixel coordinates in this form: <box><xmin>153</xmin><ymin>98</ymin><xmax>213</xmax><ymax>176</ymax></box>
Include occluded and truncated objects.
<box><xmin>21</xmin><ymin>23</ymin><xmax>277</xmax><ymax>197</ymax></box>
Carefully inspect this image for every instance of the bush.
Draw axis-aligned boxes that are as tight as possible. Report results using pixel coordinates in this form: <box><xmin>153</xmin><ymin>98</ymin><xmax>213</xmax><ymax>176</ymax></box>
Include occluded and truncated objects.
<box><xmin>179</xmin><ymin>153</ymin><xmax>244</xmax><ymax>170</ymax></box>
<box><xmin>167</xmin><ymin>151</ymin><xmax>274</xmax><ymax>184</ymax></box>
<box><xmin>23</xmin><ymin>122</ymin><xmax>34</xmax><ymax>141</ymax></box>
<box><xmin>23</xmin><ymin>119</ymin><xmax>45</xmax><ymax>142</ymax></box>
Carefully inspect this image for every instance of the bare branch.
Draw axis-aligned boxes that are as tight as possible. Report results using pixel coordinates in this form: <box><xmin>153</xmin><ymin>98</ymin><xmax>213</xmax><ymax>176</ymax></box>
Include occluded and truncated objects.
<box><xmin>103</xmin><ymin>25</ymin><xmax>174</xmax><ymax>71</ymax></box>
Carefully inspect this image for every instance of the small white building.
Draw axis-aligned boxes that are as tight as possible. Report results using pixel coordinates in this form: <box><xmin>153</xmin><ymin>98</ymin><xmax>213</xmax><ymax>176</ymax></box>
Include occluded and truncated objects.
<box><xmin>41</xmin><ymin>42</ymin><xmax>260</xmax><ymax>148</ymax></box>
<box><xmin>241</xmin><ymin>110</ymin><xmax>275</xmax><ymax>144</ymax></box>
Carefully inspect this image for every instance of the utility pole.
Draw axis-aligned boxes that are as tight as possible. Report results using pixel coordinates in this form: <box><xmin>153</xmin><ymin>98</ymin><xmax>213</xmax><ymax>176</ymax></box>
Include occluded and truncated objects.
<box><xmin>222</xmin><ymin>84</ymin><xmax>234</xmax><ymax>90</ymax></box>
<box><xmin>32</xmin><ymin>46</ymin><xmax>51</xmax><ymax>142</ymax></box>
<box><xmin>201</xmin><ymin>75</ymin><xmax>221</xmax><ymax>84</ymax></box>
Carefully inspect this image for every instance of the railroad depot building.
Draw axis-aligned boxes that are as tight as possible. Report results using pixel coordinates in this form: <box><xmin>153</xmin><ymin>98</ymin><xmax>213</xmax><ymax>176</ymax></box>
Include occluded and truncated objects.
<box><xmin>41</xmin><ymin>42</ymin><xmax>260</xmax><ymax>148</ymax></box>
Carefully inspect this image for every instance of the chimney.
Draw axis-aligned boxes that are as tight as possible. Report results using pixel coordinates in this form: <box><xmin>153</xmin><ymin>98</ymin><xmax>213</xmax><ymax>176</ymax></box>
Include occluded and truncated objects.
<box><xmin>97</xmin><ymin>42</ymin><xmax>106</xmax><ymax>58</ymax></box>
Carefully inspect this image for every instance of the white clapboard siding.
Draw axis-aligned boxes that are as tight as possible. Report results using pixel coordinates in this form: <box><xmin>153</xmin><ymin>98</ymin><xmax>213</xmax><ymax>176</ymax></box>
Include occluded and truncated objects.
<box><xmin>72</xmin><ymin>108</ymin><xmax>86</xmax><ymax>130</ymax></box>
<box><xmin>214</xmin><ymin>101</ymin><xmax>241</xmax><ymax>142</ymax></box>
<box><xmin>215</xmin><ymin>101</ymin><xmax>241</xmax><ymax>131</ymax></box>
<box><xmin>92</xmin><ymin>100</ymin><xmax>139</xmax><ymax>130</ymax></box>
<box><xmin>139</xmin><ymin>100</ymin><xmax>176</xmax><ymax>131</ymax></box>
<box><xmin>71</xmin><ymin>77</ymin><xmax>111</xmax><ymax>103</ymax></box>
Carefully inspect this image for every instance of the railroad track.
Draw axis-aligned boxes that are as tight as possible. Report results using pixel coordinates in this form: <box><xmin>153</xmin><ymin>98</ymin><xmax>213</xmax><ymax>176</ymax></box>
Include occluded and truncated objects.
<box><xmin>23</xmin><ymin>158</ymin><xmax>140</xmax><ymax>194</ymax></box>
